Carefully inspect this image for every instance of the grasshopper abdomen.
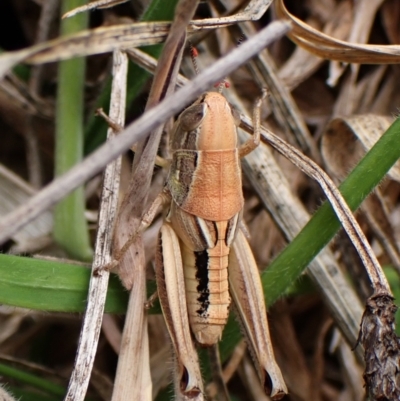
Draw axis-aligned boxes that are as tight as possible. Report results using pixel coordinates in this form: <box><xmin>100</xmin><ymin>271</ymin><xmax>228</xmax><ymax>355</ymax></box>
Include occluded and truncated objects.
<box><xmin>178</xmin><ymin>215</ymin><xmax>240</xmax><ymax>346</ymax></box>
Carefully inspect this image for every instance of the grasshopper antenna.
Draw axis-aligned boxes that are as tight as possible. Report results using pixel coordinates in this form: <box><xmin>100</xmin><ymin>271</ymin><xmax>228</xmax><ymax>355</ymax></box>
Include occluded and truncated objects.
<box><xmin>216</xmin><ymin>35</ymin><xmax>245</xmax><ymax>92</ymax></box>
<box><xmin>189</xmin><ymin>41</ymin><xmax>200</xmax><ymax>76</ymax></box>
<box><xmin>216</xmin><ymin>34</ymin><xmax>244</xmax><ymax>93</ymax></box>
<box><xmin>190</xmin><ymin>41</ymin><xmax>229</xmax><ymax>93</ymax></box>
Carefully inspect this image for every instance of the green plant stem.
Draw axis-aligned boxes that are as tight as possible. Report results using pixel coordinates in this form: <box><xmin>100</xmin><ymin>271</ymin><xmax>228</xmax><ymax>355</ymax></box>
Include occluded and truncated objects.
<box><xmin>54</xmin><ymin>0</ymin><xmax>92</xmax><ymax>261</ymax></box>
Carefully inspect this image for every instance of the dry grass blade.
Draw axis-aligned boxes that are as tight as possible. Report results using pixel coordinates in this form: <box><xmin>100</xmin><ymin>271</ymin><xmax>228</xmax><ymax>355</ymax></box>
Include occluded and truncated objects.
<box><xmin>322</xmin><ymin>116</ymin><xmax>400</xmax><ymax>181</ymax></box>
<box><xmin>0</xmin><ymin>22</ymin><xmax>178</xmax><ymax>80</ymax></box>
<box><xmin>0</xmin><ymin>19</ymin><xmax>291</xmax><ymax>252</ymax></box>
<box><xmin>190</xmin><ymin>0</ymin><xmax>274</xmax><ymax>28</ymax></box>
<box><xmin>63</xmin><ymin>0</ymin><xmax>272</xmax><ymax>21</ymax></box>
<box><xmin>321</xmin><ymin>116</ymin><xmax>400</xmax><ymax>276</ymax></box>
<box><xmin>276</xmin><ymin>0</ymin><xmax>400</xmax><ymax>63</ymax></box>
<box><xmin>111</xmin><ymin>275</ymin><xmax>151</xmax><ymax>401</ymax></box>
<box><xmin>64</xmin><ymin>50</ymin><xmax>127</xmax><ymax>401</ymax></box>
<box><xmin>0</xmin><ymin>164</ymin><xmax>52</xmax><ymax>252</ymax></box>
<box><xmin>0</xmin><ymin>0</ymin><xmax>275</xmax><ymax>81</ymax></box>
<box><xmin>238</xmin><ymin>21</ymin><xmax>319</xmax><ymax>161</ymax></box>
<box><xmin>239</xmin><ymin>111</ymin><xmax>391</xmax><ymax>295</ymax></box>
<box><xmin>62</xmin><ymin>0</ymin><xmax>130</xmax><ymax>19</ymax></box>
<box><xmin>319</xmin><ymin>114</ymin><xmax>400</xmax><ymax>399</ymax></box>
<box><xmin>277</xmin><ymin>1</ymin><xmax>352</xmax><ymax>91</ymax></box>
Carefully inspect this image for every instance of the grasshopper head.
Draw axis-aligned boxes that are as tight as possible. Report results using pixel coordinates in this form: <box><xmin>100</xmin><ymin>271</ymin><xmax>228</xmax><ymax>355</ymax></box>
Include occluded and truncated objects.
<box><xmin>172</xmin><ymin>92</ymin><xmax>239</xmax><ymax>151</ymax></box>
<box><xmin>197</xmin><ymin>92</ymin><xmax>238</xmax><ymax>151</ymax></box>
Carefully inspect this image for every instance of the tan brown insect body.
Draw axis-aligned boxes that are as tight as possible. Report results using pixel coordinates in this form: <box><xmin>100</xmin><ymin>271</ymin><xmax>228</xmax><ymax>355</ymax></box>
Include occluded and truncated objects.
<box><xmin>154</xmin><ymin>91</ymin><xmax>287</xmax><ymax>399</ymax></box>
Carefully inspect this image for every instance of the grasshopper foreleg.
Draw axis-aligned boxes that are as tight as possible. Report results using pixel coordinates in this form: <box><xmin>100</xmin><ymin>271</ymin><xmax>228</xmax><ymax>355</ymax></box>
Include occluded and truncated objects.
<box><xmin>238</xmin><ymin>89</ymin><xmax>267</xmax><ymax>158</ymax></box>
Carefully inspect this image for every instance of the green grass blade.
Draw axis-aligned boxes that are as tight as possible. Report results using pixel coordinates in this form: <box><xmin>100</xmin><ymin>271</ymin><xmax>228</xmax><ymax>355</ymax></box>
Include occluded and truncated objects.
<box><xmin>263</xmin><ymin>116</ymin><xmax>400</xmax><ymax>305</ymax></box>
<box><xmin>5</xmin><ymin>386</ymin><xmax>59</xmax><ymax>401</ymax></box>
<box><xmin>220</xmin><ymin>116</ymin><xmax>400</xmax><ymax>359</ymax></box>
<box><xmin>0</xmin><ymin>366</ymin><xmax>97</xmax><ymax>400</ymax></box>
<box><xmin>0</xmin><ymin>254</ymin><xmax>128</xmax><ymax>313</ymax></box>
<box><xmin>0</xmin><ymin>363</ymin><xmax>65</xmax><ymax>397</ymax></box>
<box><xmin>54</xmin><ymin>0</ymin><xmax>92</xmax><ymax>261</ymax></box>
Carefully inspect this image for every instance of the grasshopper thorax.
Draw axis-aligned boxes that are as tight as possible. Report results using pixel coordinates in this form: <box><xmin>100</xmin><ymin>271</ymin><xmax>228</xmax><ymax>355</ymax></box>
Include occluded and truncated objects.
<box><xmin>167</xmin><ymin>92</ymin><xmax>244</xmax><ymax>222</ymax></box>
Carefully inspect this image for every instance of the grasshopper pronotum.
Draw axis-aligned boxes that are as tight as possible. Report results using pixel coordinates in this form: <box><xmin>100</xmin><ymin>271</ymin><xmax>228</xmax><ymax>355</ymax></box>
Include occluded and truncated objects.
<box><xmin>133</xmin><ymin>89</ymin><xmax>287</xmax><ymax>399</ymax></box>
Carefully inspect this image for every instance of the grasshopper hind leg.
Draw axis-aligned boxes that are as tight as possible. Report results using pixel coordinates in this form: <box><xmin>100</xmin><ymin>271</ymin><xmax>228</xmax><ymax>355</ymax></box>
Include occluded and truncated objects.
<box><xmin>229</xmin><ymin>229</ymin><xmax>287</xmax><ymax>400</ymax></box>
<box><xmin>155</xmin><ymin>223</ymin><xmax>204</xmax><ymax>399</ymax></box>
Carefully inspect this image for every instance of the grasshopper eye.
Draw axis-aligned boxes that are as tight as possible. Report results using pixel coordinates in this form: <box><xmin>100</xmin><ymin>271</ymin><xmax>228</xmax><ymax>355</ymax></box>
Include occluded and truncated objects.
<box><xmin>179</xmin><ymin>103</ymin><xmax>206</xmax><ymax>131</ymax></box>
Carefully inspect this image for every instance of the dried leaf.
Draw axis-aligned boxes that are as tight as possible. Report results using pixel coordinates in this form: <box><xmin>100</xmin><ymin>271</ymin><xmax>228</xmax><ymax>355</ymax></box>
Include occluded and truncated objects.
<box><xmin>275</xmin><ymin>0</ymin><xmax>400</xmax><ymax>63</ymax></box>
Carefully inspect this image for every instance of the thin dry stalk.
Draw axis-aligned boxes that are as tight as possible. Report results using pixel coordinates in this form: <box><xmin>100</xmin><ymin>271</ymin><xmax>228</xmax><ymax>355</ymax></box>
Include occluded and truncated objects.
<box><xmin>25</xmin><ymin>0</ymin><xmax>59</xmax><ymax>188</ymax></box>
<box><xmin>207</xmin><ymin>345</ymin><xmax>231</xmax><ymax>401</ymax></box>
<box><xmin>240</xmin><ymin>118</ymin><xmax>391</xmax><ymax>296</ymax></box>
<box><xmin>62</xmin><ymin>0</ymin><xmax>130</xmax><ymax>18</ymax></box>
<box><xmin>0</xmin><ymin>0</ymin><xmax>275</xmax><ymax>80</ymax></box>
<box><xmin>238</xmin><ymin>355</ymin><xmax>270</xmax><ymax>401</ymax></box>
<box><xmin>64</xmin><ymin>50</ymin><xmax>127</xmax><ymax>401</ymax></box>
<box><xmin>237</xmin><ymin>21</ymin><xmax>320</xmax><ymax>162</ymax></box>
<box><xmin>206</xmin><ymin>341</ymin><xmax>247</xmax><ymax>399</ymax></box>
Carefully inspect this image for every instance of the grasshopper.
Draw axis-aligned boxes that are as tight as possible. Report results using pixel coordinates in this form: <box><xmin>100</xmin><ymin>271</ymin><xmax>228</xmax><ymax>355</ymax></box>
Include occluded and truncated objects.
<box><xmin>136</xmin><ymin>90</ymin><xmax>287</xmax><ymax>399</ymax></box>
